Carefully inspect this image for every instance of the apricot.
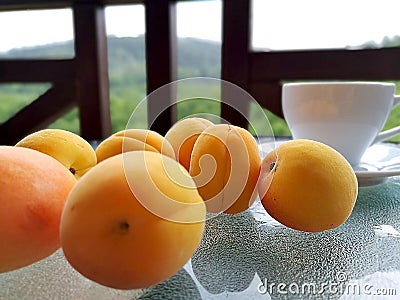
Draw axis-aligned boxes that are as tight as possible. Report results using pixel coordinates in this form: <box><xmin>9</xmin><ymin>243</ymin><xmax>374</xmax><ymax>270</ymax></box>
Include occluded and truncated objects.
<box><xmin>95</xmin><ymin>129</ymin><xmax>175</xmax><ymax>163</ymax></box>
<box><xmin>165</xmin><ymin>117</ymin><xmax>214</xmax><ymax>170</ymax></box>
<box><xmin>258</xmin><ymin>139</ymin><xmax>358</xmax><ymax>232</ymax></box>
<box><xmin>0</xmin><ymin>146</ymin><xmax>76</xmax><ymax>273</ymax></box>
<box><xmin>189</xmin><ymin>124</ymin><xmax>261</xmax><ymax>214</ymax></box>
<box><xmin>15</xmin><ymin>129</ymin><xmax>97</xmax><ymax>179</ymax></box>
<box><xmin>60</xmin><ymin>151</ymin><xmax>206</xmax><ymax>290</ymax></box>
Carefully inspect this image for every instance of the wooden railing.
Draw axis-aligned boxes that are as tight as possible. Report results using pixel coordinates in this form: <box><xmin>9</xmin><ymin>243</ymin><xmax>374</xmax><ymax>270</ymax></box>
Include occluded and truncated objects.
<box><xmin>0</xmin><ymin>0</ymin><xmax>176</xmax><ymax>144</ymax></box>
<box><xmin>1</xmin><ymin>0</ymin><xmax>400</xmax><ymax>145</ymax></box>
<box><xmin>221</xmin><ymin>0</ymin><xmax>400</xmax><ymax>129</ymax></box>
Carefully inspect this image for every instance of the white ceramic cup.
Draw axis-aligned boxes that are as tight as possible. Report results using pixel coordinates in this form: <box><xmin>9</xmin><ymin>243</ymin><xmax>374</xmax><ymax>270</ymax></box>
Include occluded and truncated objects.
<box><xmin>282</xmin><ymin>82</ymin><xmax>400</xmax><ymax>166</ymax></box>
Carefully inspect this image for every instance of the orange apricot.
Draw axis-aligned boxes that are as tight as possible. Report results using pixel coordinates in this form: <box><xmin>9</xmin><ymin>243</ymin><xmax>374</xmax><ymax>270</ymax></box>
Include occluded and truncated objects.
<box><xmin>189</xmin><ymin>124</ymin><xmax>261</xmax><ymax>214</ymax></box>
<box><xmin>15</xmin><ymin>128</ymin><xmax>97</xmax><ymax>179</ymax></box>
<box><xmin>95</xmin><ymin>129</ymin><xmax>175</xmax><ymax>163</ymax></box>
<box><xmin>0</xmin><ymin>146</ymin><xmax>76</xmax><ymax>273</ymax></box>
<box><xmin>165</xmin><ymin>117</ymin><xmax>214</xmax><ymax>170</ymax></box>
<box><xmin>258</xmin><ymin>139</ymin><xmax>358</xmax><ymax>232</ymax></box>
<box><xmin>60</xmin><ymin>151</ymin><xmax>206</xmax><ymax>289</ymax></box>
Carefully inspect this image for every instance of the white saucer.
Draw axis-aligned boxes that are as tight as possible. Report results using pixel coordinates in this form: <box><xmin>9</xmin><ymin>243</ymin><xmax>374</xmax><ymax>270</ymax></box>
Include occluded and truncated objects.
<box><xmin>258</xmin><ymin>139</ymin><xmax>400</xmax><ymax>187</ymax></box>
<box><xmin>354</xmin><ymin>143</ymin><xmax>400</xmax><ymax>186</ymax></box>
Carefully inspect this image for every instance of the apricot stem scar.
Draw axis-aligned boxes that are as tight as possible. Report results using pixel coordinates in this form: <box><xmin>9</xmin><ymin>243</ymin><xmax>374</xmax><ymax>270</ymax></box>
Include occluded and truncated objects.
<box><xmin>69</xmin><ymin>167</ymin><xmax>76</xmax><ymax>175</ymax></box>
<box><xmin>270</xmin><ymin>162</ymin><xmax>276</xmax><ymax>171</ymax></box>
<box><xmin>119</xmin><ymin>221</ymin><xmax>130</xmax><ymax>232</ymax></box>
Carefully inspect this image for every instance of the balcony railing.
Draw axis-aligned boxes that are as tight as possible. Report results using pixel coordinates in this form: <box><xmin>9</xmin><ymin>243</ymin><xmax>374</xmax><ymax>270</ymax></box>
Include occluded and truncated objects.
<box><xmin>1</xmin><ymin>0</ymin><xmax>400</xmax><ymax>145</ymax></box>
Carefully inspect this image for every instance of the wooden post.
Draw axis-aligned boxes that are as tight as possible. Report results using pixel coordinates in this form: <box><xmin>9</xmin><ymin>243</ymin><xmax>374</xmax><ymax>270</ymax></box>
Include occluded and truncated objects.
<box><xmin>221</xmin><ymin>0</ymin><xmax>251</xmax><ymax>128</ymax></box>
<box><xmin>145</xmin><ymin>0</ymin><xmax>177</xmax><ymax>134</ymax></box>
<box><xmin>73</xmin><ymin>2</ymin><xmax>112</xmax><ymax>140</ymax></box>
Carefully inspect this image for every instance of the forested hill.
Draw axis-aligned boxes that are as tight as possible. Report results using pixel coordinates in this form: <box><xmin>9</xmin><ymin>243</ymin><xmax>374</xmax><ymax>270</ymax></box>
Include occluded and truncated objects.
<box><xmin>1</xmin><ymin>35</ymin><xmax>222</xmax><ymax>80</ymax></box>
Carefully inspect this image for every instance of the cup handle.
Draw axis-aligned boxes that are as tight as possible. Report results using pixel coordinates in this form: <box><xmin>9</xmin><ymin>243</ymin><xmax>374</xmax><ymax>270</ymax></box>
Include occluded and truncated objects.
<box><xmin>372</xmin><ymin>95</ymin><xmax>400</xmax><ymax>144</ymax></box>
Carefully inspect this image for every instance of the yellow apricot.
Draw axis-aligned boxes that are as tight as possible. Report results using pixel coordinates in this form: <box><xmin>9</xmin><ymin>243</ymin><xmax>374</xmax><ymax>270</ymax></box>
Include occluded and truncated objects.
<box><xmin>60</xmin><ymin>151</ymin><xmax>206</xmax><ymax>289</ymax></box>
<box><xmin>258</xmin><ymin>139</ymin><xmax>358</xmax><ymax>232</ymax></box>
<box><xmin>189</xmin><ymin>124</ymin><xmax>261</xmax><ymax>214</ymax></box>
<box><xmin>15</xmin><ymin>129</ymin><xmax>96</xmax><ymax>179</ymax></box>
<box><xmin>165</xmin><ymin>117</ymin><xmax>214</xmax><ymax>170</ymax></box>
<box><xmin>0</xmin><ymin>146</ymin><xmax>76</xmax><ymax>272</ymax></box>
<box><xmin>95</xmin><ymin>129</ymin><xmax>175</xmax><ymax>163</ymax></box>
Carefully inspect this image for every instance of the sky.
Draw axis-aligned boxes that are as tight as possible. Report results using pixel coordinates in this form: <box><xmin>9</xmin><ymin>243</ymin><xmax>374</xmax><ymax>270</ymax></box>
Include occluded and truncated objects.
<box><xmin>0</xmin><ymin>0</ymin><xmax>399</xmax><ymax>53</ymax></box>
<box><xmin>252</xmin><ymin>0</ymin><xmax>400</xmax><ymax>50</ymax></box>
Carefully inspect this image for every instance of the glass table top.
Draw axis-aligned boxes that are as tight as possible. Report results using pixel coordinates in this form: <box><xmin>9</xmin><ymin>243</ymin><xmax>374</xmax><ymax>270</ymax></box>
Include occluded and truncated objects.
<box><xmin>1</xmin><ymin>142</ymin><xmax>399</xmax><ymax>300</ymax></box>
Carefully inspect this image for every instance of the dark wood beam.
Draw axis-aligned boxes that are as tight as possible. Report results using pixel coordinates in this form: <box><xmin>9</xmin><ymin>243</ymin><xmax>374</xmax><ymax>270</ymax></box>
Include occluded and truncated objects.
<box><xmin>0</xmin><ymin>59</ymin><xmax>74</xmax><ymax>82</ymax></box>
<box><xmin>250</xmin><ymin>47</ymin><xmax>400</xmax><ymax>81</ymax></box>
<box><xmin>0</xmin><ymin>0</ymin><xmax>144</xmax><ymax>11</ymax></box>
<box><xmin>0</xmin><ymin>83</ymin><xmax>76</xmax><ymax>145</ymax></box>
<box><xmin>249</xmin><ymin>81</ymin><xmax>283</xmax><ymax>118</ymax></box>
<box><xmin>73</xmin><ymin>2</ymin><xmax>112</xmax><ymax>140</ymax></box>
<box><xmin>145</xmin><ymin>0</ymin><xmax>177</xmax><ymax>134</ymax></box>
<box><xmin>0</xmin><ymin>0</ymin><xmax>70</xmax><ymax>11</ymax></box>
<box><xmin>221</xmin><ymin>0</ymin><xmax>250</xmax><ymax>128</ymax></box>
